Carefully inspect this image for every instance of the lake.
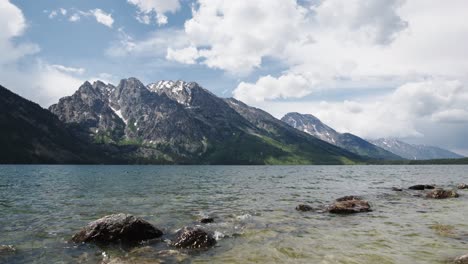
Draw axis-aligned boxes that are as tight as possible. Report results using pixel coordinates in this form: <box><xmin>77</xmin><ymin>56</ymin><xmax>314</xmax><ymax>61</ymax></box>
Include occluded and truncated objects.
<box><xmin>0</xmin><ymin>165</ymin><xmax>467</xmax><ymax>263</ymax></box>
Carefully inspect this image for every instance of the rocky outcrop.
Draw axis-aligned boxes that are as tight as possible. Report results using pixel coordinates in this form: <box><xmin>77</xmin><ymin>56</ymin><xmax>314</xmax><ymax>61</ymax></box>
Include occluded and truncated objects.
<box><xmin>426</xmin><ymin>189</ymin><xmax>459</xmax><ymax>199</ymax></box>
<box><xmin>170</xmin><ymin>227</ymin><xmax>216</xmax><ymax>249</ymax></box>
<box><xmin>296</xmin><ymin>204</ymin><xmax>313</xmax><ymax>212</ymax></box>
<box><xmin>72</xmin><ymin>214</ymin><xmax>162</xmax><ymax>243</ymax></box>
<box><xmin>409</xmin><ymin>185</ymin><xmax>435</xmax><ymax>190</ymax></box>
<box><xmin>457</xmin><ymin>184</ymin><xmax>468</xmax><ymax>189</ymax></box>
<box><xmin>327</xmin><ymin>196</ymin><xmax>371</xmax><ymax>214</ymax></box>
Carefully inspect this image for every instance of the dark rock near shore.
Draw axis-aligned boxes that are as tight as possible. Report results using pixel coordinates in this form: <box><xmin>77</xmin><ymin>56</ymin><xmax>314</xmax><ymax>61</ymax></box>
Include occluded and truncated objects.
<box><xmin>409</xmin><ymin>185</ymin><xmax>435</xmax><ymax>190</ymax></box>
<box><xmin>426</xmin><ymin>189</ymin><xmax>459</xmax><ymax>199</ymax></box>
<box><xmin>454</xmin><ymin>254</ymin><xmax>468</xmax><ymax>264</ymax></box>
<box><xmin>296</xmin><ymin>204</ymin><xmax>314</xmax><ymax>212</ymax></box>
<box><xmin>327</xmin><ymin>199</ymin><xmax>371</xmax><ymax>214</ymax></box>
<box><xmin>170</xmin><ymin>227</ymin><xmax>216</xmax><ymax>249</ymax></box>
<box><xmin>72</xmin><ymin>214</ymin><xmax>163</xmax><ymax>243</ymax></box>
<box><xmin>392</xmin><ymin>187</ymin><xmax>403</xmax><ymax>191</ymax></box>
<box><xmin>200</xmin><ymin>217</ymin><xmax>214</xmax><ymax>224</ymax></box>
<box><xmin>458</xmin><ymin>184</ymin><xmax>468</xmax><ymax>190</ymax></box>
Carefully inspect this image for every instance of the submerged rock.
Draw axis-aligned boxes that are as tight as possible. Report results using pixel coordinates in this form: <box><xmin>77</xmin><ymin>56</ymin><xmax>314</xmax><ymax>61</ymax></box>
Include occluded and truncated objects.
<box><xmin>170</xmin><ymin>227</ymin><xmax>216</xmax><ymax>249</ymax></box>
<box><xmin>199</xmin><ymin>217</ymin><xmax>214</xmax><ymax>224</ymax></box>
<box><xmin>409</xmin><ymin>185</ymin><xmax>435</xmax><ymax>190</ymax></box>
<box><xmin>454</xmin><ymin>254</ymin><xmax>468</xmax><ymax>264</ymax></box>
<box><xmin>327</xmin><ymin>198</ymin><xmax>371</xmax><ymax>214</ymax></box>
<box><xmin>295</xmin><ymin>204</ymin><xmax>313</xmax><ymax>212</ymax></box>
<box><xmin>0</xmin><ymin>245</ymin><xmax>16</xmax><ymax>255</ymax></box>
<box><xmin>391</xmin><ymin>187</ymin><xmax>403</xmax><ymax>192</ymax></box>
<box><xmin>426</xmin><ymin>189</ymin><xmax>459</xmax><ymax>199</ymax></box>
<box><xmin>458</xmin><ymin>184</ymin><xmax>468</xmax><ymax>190</ymax></box>
<box><xmin>72</xmin><ymin>213</ymin><xmax>163</xmax><ymax>243</ymax></box>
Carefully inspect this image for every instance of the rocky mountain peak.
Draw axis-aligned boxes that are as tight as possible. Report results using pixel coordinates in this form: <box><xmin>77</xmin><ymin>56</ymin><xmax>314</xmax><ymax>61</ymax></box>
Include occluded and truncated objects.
<box><xmin>282</xmin><ymin>112</ymin><xmax>338</xmax><ymax>144</ymax></box>
<box><xmin>147</xmin><ymin>80</ymin><xmax>200</xmax><ymax>106</ymax></box>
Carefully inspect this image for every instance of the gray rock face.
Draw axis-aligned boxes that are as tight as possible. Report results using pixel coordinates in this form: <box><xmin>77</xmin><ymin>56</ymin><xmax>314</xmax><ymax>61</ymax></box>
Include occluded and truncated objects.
<box><xmin>369</xmin><ymin>138</ymin><xmax>464</xmax><ymax>160</ymax></box>
<box><xmin>72</xmin><ymin>214</ymin><xmax>163</xmax><ymax>243</ymax></box>
<box><xmin>281</xmin><ymin>112</ymin><xmax>402</xmax><ymax>160</ymax></box>
<box><xmin>170</xmin><ymin>227</ymin><xmax>216</xmax><ymax>249</ymax></box>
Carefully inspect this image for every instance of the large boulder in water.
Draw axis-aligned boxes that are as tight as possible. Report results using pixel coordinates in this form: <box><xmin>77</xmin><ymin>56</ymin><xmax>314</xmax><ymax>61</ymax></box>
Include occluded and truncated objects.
<box><xmin>170</xmin><ymin>227</ymin><xmax>216</xmax><ymax>249</ymax></box>
<box><xmin>426</xmin><ymin>189</ymin><xmax>459</xmax><ymax>199</ymax></box>
<box><xmin>72</xmin><ymin>214</ymin><xmax>163</xmax><ymax>243</ymax></box>
<box><xmin>457</xmin><ymin>184</ymin><xmax>468</xmax><ymax>190</ymax></box>
<box><xmin>409</xmin><ymin>185</ymin><xmax>435</xmax><ymax>190</ymax></box>
<box><xmin>327</xmin><ymin>196</ymin><xmax>371</xmax><ymax>214</ymax></box>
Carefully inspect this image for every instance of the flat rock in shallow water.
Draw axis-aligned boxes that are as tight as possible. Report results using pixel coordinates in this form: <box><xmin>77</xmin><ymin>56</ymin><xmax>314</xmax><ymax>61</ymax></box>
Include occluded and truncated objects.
<box><xmin>458</xmin><ymin>184</ymin><xmax>468</xmax><ymax>189</ymax></box>
<box><xmin>327</xmin><ymin>199</ymin><xmax>371</xmax><ymax>214</ymax></box>
<box><xmin>454</xmin><ymin>254</ymin><xmax>468</xmax><ymax>264</ymax></box>
<box><xmin>426</xmin><ymin>189</ymin><xmax>459</xmax><ymax>199</ymax></box>
<box><xmin>72</xmin><ymin>213</ymin><xmax>163</xmax><ymax>243</ymax></box>
<box><xmin>296</xmin><ymin>204</ymin><xmax>313</xmax><ymax>212</ymax></box>
<box><xmin>409</xmin><ymin>185</ymin><xmax>435</xmax><ymax>190</ymax></box>
<box><xmin>391</xmin><ymin>187</ymin><xmax>403</xmax><ymax>191</ymax></box>
<box><xmin>170</xmin><ymin>227</ymin><xmax>216</xmax><ymax>249</ymax></box>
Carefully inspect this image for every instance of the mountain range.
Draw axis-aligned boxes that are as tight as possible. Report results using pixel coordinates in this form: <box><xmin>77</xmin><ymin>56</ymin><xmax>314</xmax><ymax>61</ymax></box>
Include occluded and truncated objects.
<box><xmin>19</xmin><ymin>78</ymin><xmax>362</xmax><ymax>164</ymax></box>
<box><xmin>0</xmin><ymin>78</ymin><xmax>463</xmax><ymax>164</ymax></box>
<box><xmin>281</xmin><ymin>112</ymin><xmax>402</xmax><ymax>160</ymax></box>
<box><xmin>368</xmin><ymin>138</ymin><xmax>464</xmax><ymax>160</ymax></box>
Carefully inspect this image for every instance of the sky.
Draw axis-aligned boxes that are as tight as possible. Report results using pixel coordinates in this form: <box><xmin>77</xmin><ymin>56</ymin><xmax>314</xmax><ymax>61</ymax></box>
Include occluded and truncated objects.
<box><xmin>1</xmin><ymin>0</ymin><xmax>468</xmax><ymax>155</ymax></box>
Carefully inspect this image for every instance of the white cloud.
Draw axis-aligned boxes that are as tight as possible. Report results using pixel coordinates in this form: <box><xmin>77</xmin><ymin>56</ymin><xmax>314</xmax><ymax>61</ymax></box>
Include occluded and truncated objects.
<box><xmin>51</xmin><ymin>64</ymin><xmax>85</xmax><ymax>75</ymax></box>
<box><xmin>48</xmin><ymin>10</ymin><xmax>58</xmax><ymax>19</ymax></box>
<box><xmin>106</xmin><ymin>28</ymin><xmax>189</xmax><ymax>58</ymax></box>
<box><xmin>253</xmin><ymin>79</ymin><xmax>468</xmax><ymax>139</ymax></box>
<box><xmin>234</xmin><ymin>74</ymin><xmax>316</xmax><ymax>104</ymax></box>
<box><xmin>0</xmin><ymin>1</ymin><xmax>86</xmax><ymax>107</ymax></box>
<box><xmin>69</xmin><ymin>13</ymin><xmax>80</xmax><ymax>22</ymax></box>
<box><xmin>127</xmin><ymin>0</ymin><xmax>180</xmax><ymax>25</ymax></box>
<box><xmin>49</xmin><ymin>8</ymin><xmax>114</xmax><ymax>28</ymax></box>
<box><xmin>0</xmin><ymin>0</ymin><xmax>39</xmax><ymax>65</ymax></box>
<box><xmin>166</xmin><ymin>46</ymin><xmax>199</xmax><ymax>64</ymax></box>
<box><xmin>167</xmin><ymin>0</ymin><xmax>307</xmax><ymax>75</ymax></box>
<box><xmin>89</xmin><ymin>9</ymin><xmax>114</xmax><ymax>28</ymax></box>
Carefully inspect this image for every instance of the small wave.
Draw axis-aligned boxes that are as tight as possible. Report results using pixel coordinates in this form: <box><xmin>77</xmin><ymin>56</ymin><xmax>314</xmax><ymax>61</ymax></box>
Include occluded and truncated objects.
<box><xmin>236</xmin><ymin>214</ymin><xmax>252</xmax><ymax>221</ymax></box>
<box><xmin>213</xmin><ymin>231</ymin><xmax>225</xmax><ymax>241</ymax></box>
